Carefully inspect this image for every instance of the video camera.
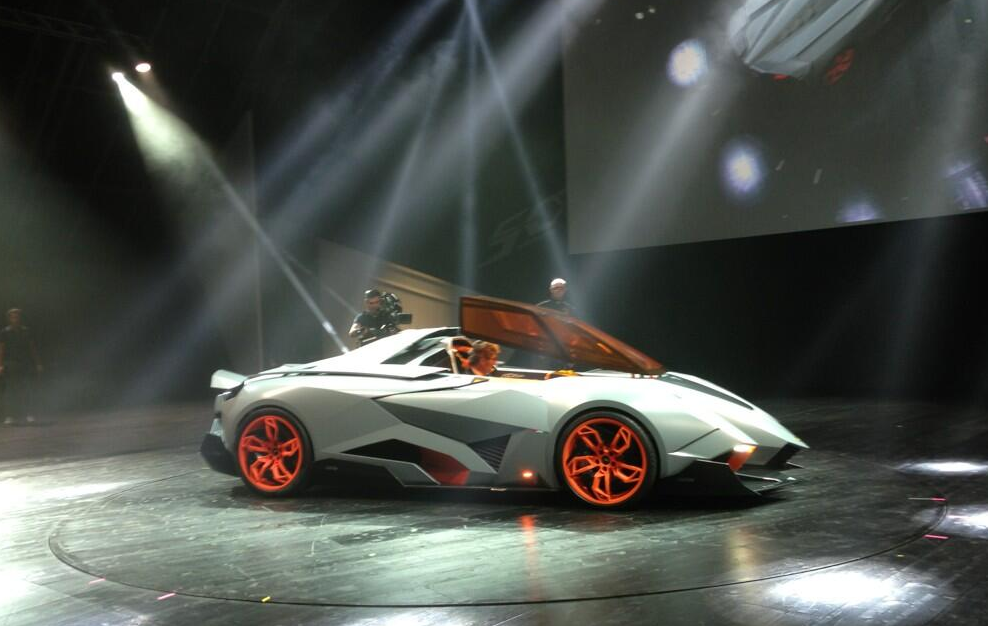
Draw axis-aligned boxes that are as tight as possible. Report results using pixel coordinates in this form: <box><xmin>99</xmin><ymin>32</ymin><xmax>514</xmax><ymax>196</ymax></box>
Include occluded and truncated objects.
<box><xmin>378</xmin><ymin>292</ymin><xmax>412</xmax><ymax>329</ymax></box>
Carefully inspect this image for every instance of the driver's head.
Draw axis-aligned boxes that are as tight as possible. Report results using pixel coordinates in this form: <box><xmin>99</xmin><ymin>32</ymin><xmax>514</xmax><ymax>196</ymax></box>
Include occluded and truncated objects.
<box><xmin>363</xmin><ymin>289</ymin><xmax>382</xmax><ymax>313</ymax></box>
<box><xmin>549</xmin><ymin>278</ymin><xmax>567</xmax><ymax>301</ymax></box>
<box><xmin>468</xmin><ymin>341</ymin><xmax>500</xmax><ymax>376</ymax></box>
<box><xmin>6</xmin><ymin>308</ymin><xmax>22</xmax><ymax>326</ymax></box>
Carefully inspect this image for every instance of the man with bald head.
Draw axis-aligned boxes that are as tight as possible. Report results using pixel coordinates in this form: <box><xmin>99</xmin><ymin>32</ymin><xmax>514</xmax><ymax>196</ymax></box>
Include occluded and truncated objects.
<box><xmin>537</xmin><ymin>278</ymin><xmax>577</xmax><ymax>317</ymax></box>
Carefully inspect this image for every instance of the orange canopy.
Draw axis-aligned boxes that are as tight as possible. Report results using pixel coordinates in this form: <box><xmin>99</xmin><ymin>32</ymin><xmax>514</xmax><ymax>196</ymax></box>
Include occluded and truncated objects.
<box><xmin>460</xmin><ymin>296</ymin><xmax>664</xmax><ymax>375</ymax></box>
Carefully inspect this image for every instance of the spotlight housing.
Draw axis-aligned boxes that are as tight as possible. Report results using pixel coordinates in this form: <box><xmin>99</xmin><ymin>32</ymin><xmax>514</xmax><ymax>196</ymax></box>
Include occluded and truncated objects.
<box><xmin>721</xmin><ymin>139</ymin><xmax>766</xmax><ymax>200</ymax></box>
<box><xmin>667</xmin><ymin>39</ymin><xmax>708</xmax><ymax>87</ymax></box>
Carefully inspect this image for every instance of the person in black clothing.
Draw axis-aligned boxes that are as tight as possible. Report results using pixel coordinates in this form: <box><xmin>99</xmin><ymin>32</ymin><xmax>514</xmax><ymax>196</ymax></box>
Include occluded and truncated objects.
<box><xmin>537</xmin><ymin>277</ymin><xmax>577</xmax><ymax>317</ymax></box>
<box><xmin>348</xmin><ymin>289</ymin><xmax>396</xmax><ymax>347</ymax></box>
<box><xmin>1</xmin><ymin>308</ymin><xmax>43</xmax><ymax>425</ymax></box>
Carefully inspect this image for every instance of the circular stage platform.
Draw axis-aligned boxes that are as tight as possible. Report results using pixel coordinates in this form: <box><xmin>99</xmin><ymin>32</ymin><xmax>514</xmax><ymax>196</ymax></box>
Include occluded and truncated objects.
<box><xmin>49</xmin><ymin>450</ymin><xmax>945</xmax><ymax>607</ymax></box>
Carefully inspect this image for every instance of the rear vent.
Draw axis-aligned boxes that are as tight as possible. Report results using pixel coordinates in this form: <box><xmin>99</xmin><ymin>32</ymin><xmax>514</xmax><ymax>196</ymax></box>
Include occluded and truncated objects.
<box><xmin>469</xmin><ymin>435</ymin><xmax>511</xmax><ymax>471</ymax></box>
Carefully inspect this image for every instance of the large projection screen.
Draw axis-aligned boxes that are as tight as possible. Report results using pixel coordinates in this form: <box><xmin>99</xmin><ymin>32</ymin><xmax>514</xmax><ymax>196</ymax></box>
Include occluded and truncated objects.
<box><xmin>563</xmin><ymin>0</ymin><xmax>988</xmax><ymax>253</ymax></box>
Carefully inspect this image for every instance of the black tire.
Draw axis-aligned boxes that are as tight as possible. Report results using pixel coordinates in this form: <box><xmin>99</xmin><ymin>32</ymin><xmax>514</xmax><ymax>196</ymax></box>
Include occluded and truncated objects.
<box><xmin>556</xmin><ymin>411</ymin><xmax>658</xmax><ymax>509</ymax></box>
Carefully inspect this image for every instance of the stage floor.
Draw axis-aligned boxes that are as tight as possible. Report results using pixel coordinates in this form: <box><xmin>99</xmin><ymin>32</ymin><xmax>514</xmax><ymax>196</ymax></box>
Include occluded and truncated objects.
<box><xmin>2</xmin><ymin>400</ymin><xmax>988</xmax><ymax>625</ymax></box>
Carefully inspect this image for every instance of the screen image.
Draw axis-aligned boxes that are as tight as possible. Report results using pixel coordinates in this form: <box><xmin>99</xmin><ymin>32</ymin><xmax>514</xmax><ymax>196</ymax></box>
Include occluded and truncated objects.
<box><xmin>563</xmin><ymin>0</ymin><xmax>988</xmax><ymax>253</ymax></box>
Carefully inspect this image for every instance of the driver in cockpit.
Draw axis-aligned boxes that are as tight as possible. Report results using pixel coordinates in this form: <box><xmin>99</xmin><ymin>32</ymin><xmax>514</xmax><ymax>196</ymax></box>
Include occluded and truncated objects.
<box><xmin>466</xmin><ymin>340</ymin><xmax>500</xmax><ymax>376</ymax></box>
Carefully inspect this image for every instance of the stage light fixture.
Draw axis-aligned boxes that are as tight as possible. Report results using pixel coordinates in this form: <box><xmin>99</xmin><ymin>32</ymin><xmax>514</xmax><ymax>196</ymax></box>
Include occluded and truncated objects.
<box><xmin>667</xmin><ymin>39</ymin><xmax>708</xmax><ymax>87</ymax></box>
<box><xmin>722</xmin><ymin>139</ymin><xmax>765</xmax><ymax>198</ymax></box>
<box><xmin>135</xmin><ymin>62</ymin><xmax>152</xmax><ymax>73</ymax></box>
<box><xmin>111</xmin><ymin>71</ymin><xmax>125</xmax><ymax>82</ymax></box>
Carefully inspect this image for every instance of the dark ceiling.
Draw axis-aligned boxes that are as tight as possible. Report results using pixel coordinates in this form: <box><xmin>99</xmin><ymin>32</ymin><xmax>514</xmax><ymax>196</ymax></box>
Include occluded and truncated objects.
<box><xmin>0</xmin><ymin>0</ymin><xmax>423</xmax><ymax>216</ymax></box>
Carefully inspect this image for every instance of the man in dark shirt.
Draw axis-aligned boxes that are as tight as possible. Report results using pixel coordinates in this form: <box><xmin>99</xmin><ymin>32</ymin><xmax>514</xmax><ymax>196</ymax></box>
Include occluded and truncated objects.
<box><xmin>348</xmin><ymin>289</ymin><xmax>395</xmax><ymax>347</ymax></box>
<box><xmin>1</xmin><ymin>308</ymin><xmax>43</xmax><ymax>425</ymax></box>
<box><xmin>537</xmin><ymin>278</ymin><xmax>577</xmax><ymax>317</ymax></box>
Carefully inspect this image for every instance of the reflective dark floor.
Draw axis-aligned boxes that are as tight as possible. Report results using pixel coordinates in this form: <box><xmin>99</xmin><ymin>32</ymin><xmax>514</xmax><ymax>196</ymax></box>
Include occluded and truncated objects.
<box><xmin>2</xmin><ymin>399</ymin><xmax>987</xmax><ymax>625</ymax></box>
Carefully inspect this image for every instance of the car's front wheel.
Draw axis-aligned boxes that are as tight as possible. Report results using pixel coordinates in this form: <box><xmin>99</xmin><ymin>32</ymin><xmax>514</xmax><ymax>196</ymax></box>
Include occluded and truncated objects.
<box><xmin>557</xmin><ymin>412</ymin><xmax>657</xmax><ymax>508</ymax></box>
<box><xmin>235</xmin><ymin>409</ymin><xmax>312</xmax><ymax>497</ymax></box>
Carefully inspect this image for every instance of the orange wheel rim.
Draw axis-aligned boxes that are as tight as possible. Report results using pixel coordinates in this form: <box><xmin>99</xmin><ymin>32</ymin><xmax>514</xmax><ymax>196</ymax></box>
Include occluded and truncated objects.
<box><xmin>237</xmin><ymin>414</ymin><xmax>304</xmax><ymax>492</ymax></box>
<box><xmin>562</xmin><ymin>417</ymin><xmax>648</xmax><ymax>505</ymax></box>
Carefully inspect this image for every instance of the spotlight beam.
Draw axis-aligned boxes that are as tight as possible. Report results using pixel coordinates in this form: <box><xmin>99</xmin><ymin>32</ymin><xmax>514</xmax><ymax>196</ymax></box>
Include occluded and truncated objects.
<box><xmin>282</xmin><ymin>249</ymin><xmax>358</xmax><ymax>316</ymax></box>
<box><xmin>257</xmin><ymin>0</ymin><xmax>447</xmax><ymax>197</ymax></box>
<box><xmin>370</xmin><ymin>18</ymin><xmax>465</xmax><ymax>265</ymax></box>
<box><xmin>460</xmin><ymin>28</ymin><xmax>479</xmax><ymax>290</ymax></box>
<box><xmin>464</xmin><ymin>0</ymin><xmax>576</xmax><ymax>299</ymax></box>
<box><xmin>214</xmin><ymin>171</ymin><xmax>349</xmax><ymax>352</ymax></box>
<box><xmin>111</xmin><ymin>76</ymin><xmax>348</xmax><ymax>402</ymax></box>
<box><xmin>178</xmin><ymin>6</ymin><xmax>470</xmax><ymax>347</ymax></box>
<box><xmin>359</xmin><ymin>0</ymin><xmax>603</xmax><ymax>304</ymax></box>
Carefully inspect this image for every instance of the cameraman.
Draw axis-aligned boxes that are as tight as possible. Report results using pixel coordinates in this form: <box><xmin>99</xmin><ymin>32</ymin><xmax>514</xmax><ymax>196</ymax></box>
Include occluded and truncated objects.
<box><xmin>348</xmin><ymin>289</ymin><xmax>406</xmax><ymax>346</ymax></box>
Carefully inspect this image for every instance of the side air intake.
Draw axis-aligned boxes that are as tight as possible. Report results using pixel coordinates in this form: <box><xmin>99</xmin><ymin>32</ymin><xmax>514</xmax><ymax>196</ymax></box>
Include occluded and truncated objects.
<box><xmin>469</xmin><ymin>435</ymin><xmax>511</xmax><ymax>471</ymax></box>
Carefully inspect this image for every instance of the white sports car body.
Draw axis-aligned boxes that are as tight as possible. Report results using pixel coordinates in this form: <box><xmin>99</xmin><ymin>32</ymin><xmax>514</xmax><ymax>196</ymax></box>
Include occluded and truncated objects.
<box><xmin>201</xmin><ymin>297</ymin><xmax>808</xmax><ymax>508</ymax></box>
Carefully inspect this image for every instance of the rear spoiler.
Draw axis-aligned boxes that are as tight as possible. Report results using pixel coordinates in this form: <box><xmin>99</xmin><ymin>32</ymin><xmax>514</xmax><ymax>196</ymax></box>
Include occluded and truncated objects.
<box><xmin>211</xmin><ymin>369</ymin><xmax>247</xmax><ymax>390</ymax></box>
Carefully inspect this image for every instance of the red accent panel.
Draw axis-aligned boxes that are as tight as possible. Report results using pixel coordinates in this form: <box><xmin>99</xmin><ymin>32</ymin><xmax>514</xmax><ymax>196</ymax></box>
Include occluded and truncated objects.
<box><xmin>420</xmin><ymin>448</ymin><xmax>470</xmax><ymax>486</ymax></box>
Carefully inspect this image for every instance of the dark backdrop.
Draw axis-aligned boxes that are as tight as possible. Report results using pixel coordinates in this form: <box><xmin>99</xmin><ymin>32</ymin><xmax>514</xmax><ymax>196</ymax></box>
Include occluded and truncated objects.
<box><xmin>566</xmin><ymin>211</ymin><xmax>988</xmax><ymax>404</ymax></box>
<box><xmin>1</xmin><ymin>0</ymin><xmax>985</xmax><ymax>412</ymax></box>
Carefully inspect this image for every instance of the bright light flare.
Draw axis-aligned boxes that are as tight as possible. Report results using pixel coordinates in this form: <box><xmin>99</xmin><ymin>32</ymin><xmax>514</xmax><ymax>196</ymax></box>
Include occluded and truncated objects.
<box><xmin>114</xmin><ymin>77</ymin><xmax>150</xmax><ymax>115</ymax></box>
<box><xmin>522</xmin><ymin>470</ymin><xmax>535</xmax><ymax>479</ymax></box>
<box><xmin>772</xmin><ymin>572</ymin><xmax>896</xmax><ymax>605</ymax></box>
<box><xmin>727</xmin><ymin>444</ymin><xmax>756</xmax><ymax>471</ymax></box>
<box><xmin>905</xmin><ymin>461</ymin><xmax>988</xmax><ymax>475</ymax></box>
<box><xmin>112</xmin><ymin>75</ymin><xmax>183</xmax><ymax>166</ymax></box>
<box><xmin>837</xmin><ymin>199</ymin><xmax>881</xmax><ymax>224</ymax></box>
<box><xmin>945</xmin><ymin>161</ymin><xmax>988</xmax><ymax>210</ymax></box>
<box><xmin>667</xmin><ymin>39</ymin><xmax>708</xmax><ymax>87</ymax></box>
<box><xmin>948</xmin><ymin>506</ymin><xmax>988</xmax><ymax>532</ymax></box>
<box><xmin>722</xmin><ymin>139</ymin><xmax>765</xmax><ymax>199</ymax></box>
<box><xmin>135</xmin><ymin>62</ymin><xmax>152</xmax><ymax>73</ymax></box>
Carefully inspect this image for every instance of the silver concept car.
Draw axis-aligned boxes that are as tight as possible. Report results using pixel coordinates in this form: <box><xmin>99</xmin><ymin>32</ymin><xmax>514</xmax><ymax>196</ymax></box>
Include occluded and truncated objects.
<box><xmin>728</xmin><ymin>0</ymin><xmax>902</xmax><ymax>81</ymax></box>
<box><xmin>201</xmin><ymin>296</ymin><xmax>808</xmax><ymax>508</ymax></box>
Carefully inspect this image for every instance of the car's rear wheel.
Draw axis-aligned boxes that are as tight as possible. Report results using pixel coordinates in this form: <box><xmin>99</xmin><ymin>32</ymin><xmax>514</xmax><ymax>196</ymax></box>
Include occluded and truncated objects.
<box><xmin>558</xmin><ymin>412</ymin><xmax>657</xmax><ymax>508</ymax></box>
<box><xmin>236</xmin><ymin>409</ymin><xmax>312</xmax><ymax>497</ymax></box>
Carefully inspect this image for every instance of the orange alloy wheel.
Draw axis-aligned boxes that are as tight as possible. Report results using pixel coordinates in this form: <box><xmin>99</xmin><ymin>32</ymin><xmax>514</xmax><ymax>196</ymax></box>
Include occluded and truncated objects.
<box><xmin>561</xmin><ymin>416</ymin><xmax>650</xmax><ymax>506</ymax></box>
<box><xmin>237</xmin><ymin>414</ymin><xmax>305</xmax><ymax>493</ymax></box>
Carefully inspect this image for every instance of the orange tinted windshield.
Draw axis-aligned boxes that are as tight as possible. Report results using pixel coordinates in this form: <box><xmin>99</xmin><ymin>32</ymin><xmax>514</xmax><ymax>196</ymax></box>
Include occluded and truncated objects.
<box><xmin>460</xmin><ymin>296</ymin><xmax>664</xmax><ymax>375</ymax></box>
